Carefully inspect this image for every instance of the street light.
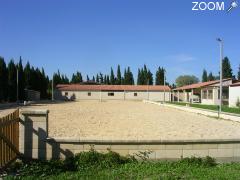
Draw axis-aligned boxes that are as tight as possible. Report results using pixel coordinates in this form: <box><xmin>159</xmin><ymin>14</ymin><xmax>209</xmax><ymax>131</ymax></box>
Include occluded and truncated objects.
<box><xmin>163</xmin><ymin>69</ymin><xmax>166</xmax><ymax>103</ymax></box>
<box><xmin>17</xmin><ymin>68</ymin><xmax>19</xmax><ymax>103</ymax></box>
<box><xmin>217</xmin><ymin>38</ymin><xmax>223</xmax><ymax>117</ymax></box>
<box><xmin>52</xmin><ymin>74</ymin><xmax>54</xmax><ymax>101</ymax></box>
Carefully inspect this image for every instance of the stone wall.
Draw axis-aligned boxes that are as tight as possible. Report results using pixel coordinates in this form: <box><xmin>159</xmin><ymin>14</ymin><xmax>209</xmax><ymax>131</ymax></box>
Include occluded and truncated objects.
<box><xmin>19</xmin><ymin>109</ymin><xmax>240</xmax><ymax>162</ymax></box>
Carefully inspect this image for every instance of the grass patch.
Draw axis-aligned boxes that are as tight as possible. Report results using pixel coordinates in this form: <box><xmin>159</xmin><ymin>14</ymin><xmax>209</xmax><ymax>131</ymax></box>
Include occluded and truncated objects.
<box><xmin>3</xmin><ymin>150</ymin><xmax>240</xmax><ymax>179</ymax></box>
<box><xmin>168</xmin><ymin>102</ymin><xmax>240</xmax><ymax>115</ymax></box>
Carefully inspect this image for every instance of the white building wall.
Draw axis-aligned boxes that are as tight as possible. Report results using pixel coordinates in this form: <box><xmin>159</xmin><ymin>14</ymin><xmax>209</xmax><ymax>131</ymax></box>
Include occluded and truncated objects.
<box><xmin>201</xmin><ymin>88</ymin><xmax>219</xmax><ymax>105</ymax></box>
<box><xmin>149</xmin><ymin>91</ymin><xmax>171</xmax><ymax>101</ymax></box>
<box><xmin>229</xmin><ymin>86</ymin><xmax>240</xmax><ymax>107</ymax></box>
<box><xmin>55</xmin><ymin>90</ymin><xmax>171</xmax><ymax>101</ymax></box>
<box><xmin>125</xmin><ymin>91</ymin><xmax>148</xmax><ymax>100</ymax></box>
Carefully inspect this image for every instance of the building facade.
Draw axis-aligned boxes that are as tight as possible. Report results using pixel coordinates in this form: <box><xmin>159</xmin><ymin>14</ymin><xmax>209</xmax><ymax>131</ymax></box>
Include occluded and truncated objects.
<box><xmin>229</xmin><ymin>82</ymin><xmax>240</xmax><ymax>107</ymax></box>
<box><xmin>54</xmin><ymin>84</ymin><xmax>171</xmax><ymax>102</ymax></box>
<box><xmin>172</xmin><ymin>79</ymin><xmax>235</xmax><ymax>106</ymax></box>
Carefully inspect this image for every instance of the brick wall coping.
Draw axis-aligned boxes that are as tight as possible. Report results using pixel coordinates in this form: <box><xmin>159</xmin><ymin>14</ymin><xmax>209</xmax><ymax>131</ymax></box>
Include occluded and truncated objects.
<box><xmin>47</xmin><ymin>137</ymin><xmax>240</xmax><ymax>144</ymax></box>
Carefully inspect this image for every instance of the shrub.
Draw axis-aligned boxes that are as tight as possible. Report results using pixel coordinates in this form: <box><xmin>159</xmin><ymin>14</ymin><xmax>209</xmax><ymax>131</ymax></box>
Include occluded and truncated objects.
<box><xmin>236</xmin><ymin>98</ymin><xmax>240</xmax><ymax>108</ymax></box>
<box><xmin>73</xmin><ymin>148</ymin><xmax>136</xmax><ymax>171</ymax></box>
<box><xmin>180</xmin><ymin>156</ymin><xmax>217</xmax><ymax>167</ymax></box>
<box><xmin>8</xmin><ymin>159</ymin><xmax>65</xmax><ymax>177</ymax></box>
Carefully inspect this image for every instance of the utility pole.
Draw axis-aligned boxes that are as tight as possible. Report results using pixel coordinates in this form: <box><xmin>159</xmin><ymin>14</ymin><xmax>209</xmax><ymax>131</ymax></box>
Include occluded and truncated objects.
<box><xmin>17</xmin><ymin>68</ymin><xmax>19</xmax><ymax>102</ymax></box>
<box><xmin>52</xmin><ymin>74</ymin><xmax>54</xmax><ymax>101</ymax></box>
<box><xmin>163</xmin><ymin>69</ymin><xmax>166</xmax><ymax>103</ymax></box>
<box><xmin>147</xmin><ymin>79</ymin><xmax>149</xmax><ymax>100</ymax></box>
<box><xmin>217</xmin><ymin>38</ymin><xmax>223</xmax><ymax>117</ymax></box>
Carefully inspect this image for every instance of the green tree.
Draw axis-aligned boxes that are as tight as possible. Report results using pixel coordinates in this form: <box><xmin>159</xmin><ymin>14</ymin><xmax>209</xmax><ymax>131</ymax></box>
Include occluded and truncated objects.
<box><xmin>137</xmin><ymin>69</ymin><xmax>141</xmax><ymax>85</ymax></box>
<box><xmin>175</xmin><ymin>75</ymin><xmax>199</xmax><ymax>87</ymax></box>
<box><xmin>222</xmin><ymin>57</ymin><xmax>233</xmax><ymax>79</ymax></box>
<box><xmin>116</xmin><ymin>65</ymin><xmax>121</xmax><ymax>85</ymax></box>
<box><xmin>99</xmin><ymin>73</ymin><xmax>103</xmax><ymax>84</ymax></box>
<box><xmin>137</xmin><ymin>65</ymin><xmax>152</xmax><ymax>85</ymax></box>
<box><xmin>40</xmin><ymin>68</ymin><xmax>49</xmax><ymax>99</ymax></box>
<box><xmin>155</xmin><ymin>67</ymin><xmax>165</xmax><ymax>85</ymax></box>
<box><xmin>17</xmin><ymin>57</ymin><xmax>25</xmax><ymax>100</ymax></box>
<box><xmin>110</xmin><ymin>67</ymin><xmax>115</xmax><ymax>85</ymax></box>
<box><xmin>106</xmin><ymin>75</ymin><xmax>110</xmax><ymax>84</ymax></box>
<box><xmin>103</xmin><ymin>75</ymin><xmax>107</xmax><ymax>84</ymax></box>
<box><xmin>238</xmin><ymin>64</ymin><xmax>240</xmax><ymax>80</ymax></box>
<box><xmin>124</xmin><ymin>67</ymin><xmax>134</xmax><ymax>85</ymax></box>
<box><xmin>147</xmin><ymin>70</ymin><xmax>153</xmax><ymax>85</ymax></box>
<box><xmin>71</xmin><ymin>71</ymin><xmax>83</xmax><ymax>83</ymax></box>
<box><xmin>202</xmin><ymin>69</ymin><xmax>208</xmax><ymax>82</ymax></box>
<box><xmin>24</xmin><ymin>62</ymin><xmax>31</xmax><ymax>89</ymax></box>
<box><xmin>208</xmin><ymin>72</ymin><xmax>215</xmax><ymax>81</ymax></box>
<box><xmin>96</xmin><ymin>74</ymin><xmax>99</xmax><ymax>83</ymax></box>
<box><xmin>8</xmin><ymin>60</ymin><xmax>17</xmax><ymax>101</ymax></box>
<box><xmin>0</xmin><ymin>57</ymin><xmax>8</xmax><ymax>101</ymax></box>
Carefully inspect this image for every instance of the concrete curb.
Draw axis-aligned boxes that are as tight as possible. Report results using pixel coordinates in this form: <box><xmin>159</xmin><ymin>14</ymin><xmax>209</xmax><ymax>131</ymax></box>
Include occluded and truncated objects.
<box><xmin>143</xmin><ymin>100</ymin><xmax>240</xmax><ymax>123</ymax></box>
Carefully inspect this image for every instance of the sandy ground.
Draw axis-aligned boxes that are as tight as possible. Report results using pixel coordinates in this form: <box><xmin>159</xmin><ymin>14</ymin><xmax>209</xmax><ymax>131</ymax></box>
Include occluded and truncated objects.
<box><xmin>5</xmin><ymin>100</ymin><xmax>237</xmax><ymax>141</ymax></box>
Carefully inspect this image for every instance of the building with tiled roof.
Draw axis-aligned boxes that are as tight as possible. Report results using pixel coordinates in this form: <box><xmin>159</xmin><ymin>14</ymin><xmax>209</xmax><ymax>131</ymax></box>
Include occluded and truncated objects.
<box><xmin>55</xmin><ymin>84</ymin><xmax>171</xmax><ymax>101</ymax></box>
<box><xmin>172</xmin><ymin>78</ymin><xmax>236</xmax><ymax>105</ymax></box>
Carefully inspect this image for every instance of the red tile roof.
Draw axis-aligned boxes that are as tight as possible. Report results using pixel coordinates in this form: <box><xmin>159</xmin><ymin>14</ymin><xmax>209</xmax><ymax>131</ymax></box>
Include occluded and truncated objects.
<box><xmin>230</xmin><ymin>82</ymin><xmax>240</xmax><ymax>87</ymax></box>
<box><xmin>56</xmin><ymin>84</ymin><xmax>171</xmax><ymax>91</ymax></box>
<box><xmin>173</xmin><ymin>78</ymin><xmax>232</xmax><ymax>91</ymax></box>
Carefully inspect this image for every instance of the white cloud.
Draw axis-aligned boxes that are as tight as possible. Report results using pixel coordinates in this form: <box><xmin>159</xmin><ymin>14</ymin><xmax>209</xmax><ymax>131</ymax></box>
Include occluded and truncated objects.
<box><xmin>165</xmin><ymin>54</ymin><xmax>196</xmax><ymax>63</ymax></box>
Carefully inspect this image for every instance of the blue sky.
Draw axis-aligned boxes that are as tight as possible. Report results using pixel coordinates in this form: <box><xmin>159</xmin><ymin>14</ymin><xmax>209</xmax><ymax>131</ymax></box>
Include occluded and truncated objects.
<box><xmin>0</xmin><ymin>0</ymin><xmax>239</xmax><ymax>83</ymax></box>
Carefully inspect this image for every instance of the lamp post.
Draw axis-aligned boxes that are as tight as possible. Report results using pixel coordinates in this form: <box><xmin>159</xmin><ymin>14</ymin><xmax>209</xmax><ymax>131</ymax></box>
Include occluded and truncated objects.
<box><xmin>17</xmin><ymin>68</ymin><xmax>19</xmax><ymax>102</ymax></box>
<box><xmin>52</xmin><ymin>74</ymin><xmax>54</xmax><ymax>101</ymax></box>
<box><xmin>217</xmin><ymin>38</ymin><xmax>223</xmax><ymax>116</ymax></box>
<box><xmin>163</xmin><ymin>69</ymin><xmax>166</xmax><ymax>103</ymax></box>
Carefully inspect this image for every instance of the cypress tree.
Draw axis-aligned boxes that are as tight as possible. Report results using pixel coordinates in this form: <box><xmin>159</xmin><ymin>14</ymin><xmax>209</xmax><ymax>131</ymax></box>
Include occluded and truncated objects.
<box><xmin>8</xmin><ymin>60</ymin><xmax>17</xmax><ymax>102</ymax></box>
<box><xmin>104</xmin><ymin>75</ymin><xmax>107</xmax><ymax>84</ymax></box>
<box><xmin>137</xmin><ymin>69</ymin><xmax>141</xmax><ymax>85</ymax></box>
<box><xmin>24</xmin><ymin>62</ymin><xmax>31</xmax><ymax>89</ymax></box>
<box><xmin>202</xmin><ymin>69</ymin><xmax>208</xmax><ymax>82</ymax></box>
<box><xmin>99</xmin><ymin>73</ymin><xmax>103</xmax><ymax>84</ymax></box>
<box><xmin>147</xmin><ymin>70</ymin><xmax>153</xmax><ymax>85</ymax></box>
<box><xmin>71</xmin><ymin>73</ymin><xmax>76</xmax><ymax>83</ymax></box>
<box><xmin>116</xmin><ymin>65</ymin><xmax>121</xmax><ymax>85</ymax></box>
<box><xmin>0</xmin><ymin>57</ymin><xmax>8</xmax><ymax>101</ymax></box>
<box><xmin>96</xmin><ymin>74</ymin><xmax>99</xmax><ymax>83</ymax></box>
<box><xmin>110</xmin><ymin>67</ymin><xmax>115</xmax><ymax>85</ymax></box>
<box><xmin>17</xmin><ymin>57</ymin><xmax>25</xmax><ymax>100</ymax></box>
<box><xmin>155</xmin><ymin>67</ymin><xmax>165</xmax><ymax>85</ymax></box>
<box><xmin>208</xmin><ymin>72</ymin><xmax>215</xmax><ymax>81</ymax></box>
<box><xmin>238</xmin><ymin>64</ymin><xmax>240</xmax><ymax>80</ymax></box>
<box><xmin>222</xmin><ymin>57</ymin><xmax>233</xmax><ymax>79</ymax></box>
<box><xmin>106</xmin><ymin>75</ymin><xmax>110</xmax><ymax>85</ymax></box>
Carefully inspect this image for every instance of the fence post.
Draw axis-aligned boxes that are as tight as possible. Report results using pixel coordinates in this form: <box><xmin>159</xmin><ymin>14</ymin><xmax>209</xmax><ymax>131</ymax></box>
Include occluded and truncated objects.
<box><xmin>20</xmin><ymin>110</ymin><xmax>49</xmax><ymax>160</ymax></box>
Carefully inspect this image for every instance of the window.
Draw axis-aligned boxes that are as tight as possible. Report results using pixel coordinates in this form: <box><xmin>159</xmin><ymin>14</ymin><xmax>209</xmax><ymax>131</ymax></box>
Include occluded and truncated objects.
<box><xmin>202</xmin><ymin>90</ymin><xmax>207</xmax><ymax>99</ymax></box>
<box><xmin>208</xmin><ymin>90</ymin><xmax>213</xmax><ymax>99</ymax></box>
<box><xmin>65</xmin><ymin>92</ymin><xmax>68</xmax><ymax>96</ymax></box>
<box><xmin>88</xmin><ymin>92</ymin><xmax>91</xmax><ymax>96</ymax></box>
<box><xmin>108</xmin><ymin>92</ymin><xmax>114</xmax><ymax>96</ymax></box>
<box><xmin>134</xmin><ymin>93</ymin><xmax>138</xmax><ymax>96</ymax></box>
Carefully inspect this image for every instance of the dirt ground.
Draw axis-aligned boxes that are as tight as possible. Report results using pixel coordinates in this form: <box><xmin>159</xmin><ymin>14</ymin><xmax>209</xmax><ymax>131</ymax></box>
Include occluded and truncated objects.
<box><xmin>2</xmin><ymin>100</ymin><xmax>236</xmax><ymax>141</ymax></box>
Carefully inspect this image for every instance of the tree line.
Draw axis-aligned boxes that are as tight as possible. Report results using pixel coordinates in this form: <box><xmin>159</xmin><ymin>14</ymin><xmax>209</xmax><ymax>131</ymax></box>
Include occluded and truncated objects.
<box><xmin>201</xmin><ymin>57</ymin><xmax>240</xmax><ymax>82</ymax></box>
<box><xmin>53</xmin><ymin>64</ymin><xmax>167</xmax><ymax>87</ymax></box>
<box><xmin>175</xmin><ymin>57</ymin><xmax>240</xmax><ymax>87</ymax></box>
<box><xmin>0</xmin><ymin>56</ymin><xmax>49</xmax><ymax>102</ymax></box>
